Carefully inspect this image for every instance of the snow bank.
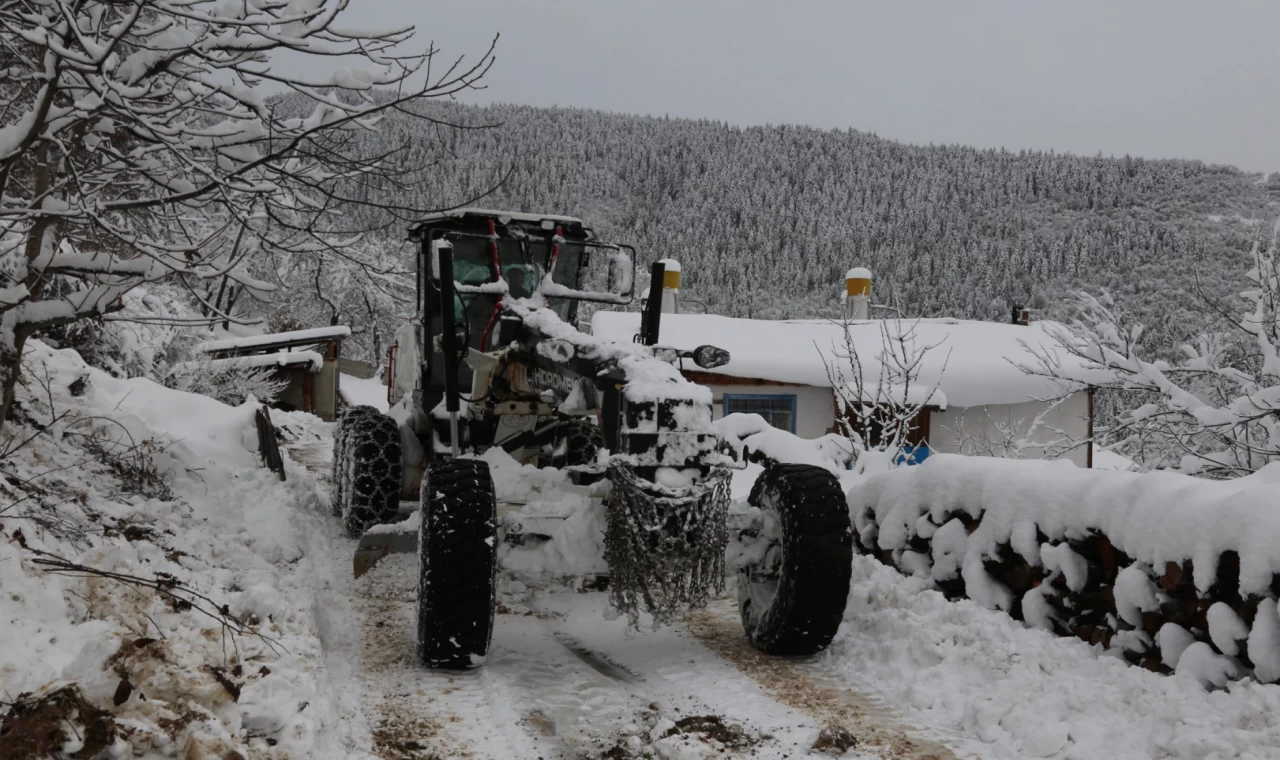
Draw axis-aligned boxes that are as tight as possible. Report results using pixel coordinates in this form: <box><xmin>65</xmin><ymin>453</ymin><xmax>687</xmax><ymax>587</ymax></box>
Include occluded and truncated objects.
<box><xmin>0</xmin><ymin>340</ymin><xmax>346</xmax><ymax>758</ymax></box>
<box><xmin>827</xmin><ymin>555</ymin><xmax>1280</xmax><ymax>759</ymax></box>
<box><xmin>848</xmin><ymin>453</ymin><xmax>1280</xmax><ymax>685</ymax></box>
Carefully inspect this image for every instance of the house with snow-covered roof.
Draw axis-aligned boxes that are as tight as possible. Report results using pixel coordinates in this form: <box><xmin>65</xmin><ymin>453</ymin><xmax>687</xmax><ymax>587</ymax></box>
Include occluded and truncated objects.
<box><xmin>592</xmin><ymin>264</ymin><xmax>1102</xmax><ymax>467</ymax></box>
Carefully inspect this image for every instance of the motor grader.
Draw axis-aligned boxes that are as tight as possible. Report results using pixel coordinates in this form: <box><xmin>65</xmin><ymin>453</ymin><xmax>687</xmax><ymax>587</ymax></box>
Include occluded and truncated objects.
<box><xmin>331</xmin><ymin>208</ymin><xmax>852</xmax><ymax>669</ymax></box>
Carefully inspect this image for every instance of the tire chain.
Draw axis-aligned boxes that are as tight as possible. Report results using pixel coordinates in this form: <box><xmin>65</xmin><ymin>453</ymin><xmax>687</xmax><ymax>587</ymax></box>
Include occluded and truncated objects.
<box><xmin>604</xmin><ymin>462</ymin><xmax>731</xmax><ymax>628</ymax></box>
<box><xmin>333</xmin><ymin>405</ymin><xmax>402</xmax><ymax>537</ymax></box>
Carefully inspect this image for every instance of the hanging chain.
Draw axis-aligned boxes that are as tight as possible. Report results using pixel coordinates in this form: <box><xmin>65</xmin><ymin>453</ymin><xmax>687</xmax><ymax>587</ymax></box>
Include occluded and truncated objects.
<box><xmin>604</xmin><ymin>462</ymin><xmax>731</xmax><ymax>628</ymax></box>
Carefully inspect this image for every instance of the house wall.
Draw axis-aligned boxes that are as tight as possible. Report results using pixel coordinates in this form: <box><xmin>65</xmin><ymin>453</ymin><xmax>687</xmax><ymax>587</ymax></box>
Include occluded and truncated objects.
<box><xmin>314</xmin><ymin>360</ymin><xmax>339</xmax><ymax>421</ymax></box>
<box><xmin>695</xmin><ymin>374</ymin><xmax>1092</xmax><ymax>467</ymax></box>
<box><xmin>928</xmin><ymin>390</ymin><xmax>1092</xmax><ymax>467</ymax></box>
<box><xmin>704</xmin><ymin>384</ymin><xmax>837</xmax><ymax>439</ymax></box>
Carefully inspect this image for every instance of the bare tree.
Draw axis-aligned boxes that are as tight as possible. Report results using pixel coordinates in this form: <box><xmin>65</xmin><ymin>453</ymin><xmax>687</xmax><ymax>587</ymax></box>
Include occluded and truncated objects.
<box><xmin>819</xmin><ymin>317</ymin><xmax>948</xmax><ymax>472</ymax></box>
<box><xmin>0</xmin><ymin>0</ymin><xmax>498</xmax><ymax>427</ymax></box>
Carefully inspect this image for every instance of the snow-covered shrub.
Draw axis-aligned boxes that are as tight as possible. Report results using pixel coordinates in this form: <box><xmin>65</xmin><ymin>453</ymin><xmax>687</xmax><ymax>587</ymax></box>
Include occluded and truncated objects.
<box><xmin>165</xmin><ymin>358</ymin><xmax>288</xmax><ymax>408</ymax></box>
<box><xmin>38</xmin><ymin>286</ymin><xmax>202</xmax><ymax>381</ymax></box>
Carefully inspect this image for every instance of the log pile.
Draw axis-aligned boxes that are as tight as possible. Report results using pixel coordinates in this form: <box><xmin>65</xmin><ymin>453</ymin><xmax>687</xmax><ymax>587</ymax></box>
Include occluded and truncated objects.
<box><xmin>853</xmin><ymin>518</ymin><xmax>1277</xmax><ymax>684</ymax></box>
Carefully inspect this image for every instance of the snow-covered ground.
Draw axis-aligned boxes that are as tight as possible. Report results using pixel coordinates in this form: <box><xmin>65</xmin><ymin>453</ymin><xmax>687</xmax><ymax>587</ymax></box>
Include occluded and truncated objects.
<box><xmin>8</xmin><ymin>340</ymin><xmax>1280</xmax><ymax>759</ymax></box>
<box><xmin>830</xmin><ymin>557</ymin><xmax>1280</xmax><ymax>759</ymax></box>
<box><xmin>0</xmin><ymin>341</ymin><xmax>351</xmax><ymax>758</ymax></box>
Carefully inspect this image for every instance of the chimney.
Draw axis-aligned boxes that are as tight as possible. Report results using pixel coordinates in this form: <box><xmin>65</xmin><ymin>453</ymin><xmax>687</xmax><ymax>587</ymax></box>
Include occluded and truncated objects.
<box><xmin>1011</xmin><ymin>304</ymin><xmax>1030</xmax><ymax>326</ymax></box>
<box><xmin>657</xmin><ymin>258</ymin><xmax>681</xmax><ymax>314</ymax></box>
<box><xmin>845</xmin><ymin>267</ymin><xmax>871</xmax><ymax>320</ymax></box>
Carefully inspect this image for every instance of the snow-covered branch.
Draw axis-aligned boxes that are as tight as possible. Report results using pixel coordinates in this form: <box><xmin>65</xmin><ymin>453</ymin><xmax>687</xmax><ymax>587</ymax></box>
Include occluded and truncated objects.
<box><xmin>1037</xmin><ymin>220</ymin><xmax>1280</xmax><ymax>477</ymax></box>
<box><xmin>0</xmin><ymin>0</ymin><xmax>499</xmax><ymax>425</ymax></box>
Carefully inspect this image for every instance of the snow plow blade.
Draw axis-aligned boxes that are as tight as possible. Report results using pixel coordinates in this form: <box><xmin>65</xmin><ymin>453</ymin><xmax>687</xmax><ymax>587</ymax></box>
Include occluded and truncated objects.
<box><xmin>353</xmin><ymin>528</ymin><xmax>418</xmax><ymax>579</ymax></box>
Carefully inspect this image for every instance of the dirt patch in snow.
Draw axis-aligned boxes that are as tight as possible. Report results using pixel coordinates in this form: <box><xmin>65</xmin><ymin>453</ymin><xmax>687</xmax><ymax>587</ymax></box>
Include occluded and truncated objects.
<box><xmin>593</xmin><ymin>707</ymin><xmax>766</xmax><ymax>759</ymax></box>
<box><xmin>0</xmin><ymin>686</ymin><xmax>117</xmax><ymax>760</ymax></box>
<box><xmin>360</xmin><ymin>598</ymin><xmax>446</xmax><ymax>758</ymax></box>
<box><xmin>663</xmin><ymin>714</ymin><xmax>760</xmax><ymax>750</ymax></box>
<box><xmin>372</xmin><ymin>715</ymin><xmax>445</xmax><ymax>760</ymax></box>
<box><xmin>812</xmin><ymin>724</ymin><xmax>860</xmax><ymax>755</ymax></box>
<box><xmin>685</xmin><ymin>602</ymin><xmax>956</xmax><ymax>760</ymax></box>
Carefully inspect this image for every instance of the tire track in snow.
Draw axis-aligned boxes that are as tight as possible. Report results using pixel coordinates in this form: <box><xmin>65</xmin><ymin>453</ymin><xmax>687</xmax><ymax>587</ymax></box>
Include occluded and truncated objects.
<box><xmin>288</xmin><ymin>436</ymin><xmax>548</xmax><ymax>760</ymax></box>
<box><xmin>686</xmin><ymin>598</ymin><xmax>960</xmax><ymax>760</ymax></box>
<box><xmin>355</xmin><ymin>558</ymin><xmax>558</xmax><ymax>760</ymax></box>
<box><xmin>355</xmin><ymin>558</ymin><xmax>659</xmax><ymax>759</ymax></box>
<box><xmin>531</xmin><ymin>593</ymin><xmax>885</xmax><ymax>759</ymax></box>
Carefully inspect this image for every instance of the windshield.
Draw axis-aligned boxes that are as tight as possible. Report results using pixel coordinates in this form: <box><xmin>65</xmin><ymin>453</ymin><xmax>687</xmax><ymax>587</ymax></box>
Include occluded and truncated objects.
<box><xmin>441</xmin><ymin>237</ymin><xmax>579</xmax><ymax>348</ymax></box>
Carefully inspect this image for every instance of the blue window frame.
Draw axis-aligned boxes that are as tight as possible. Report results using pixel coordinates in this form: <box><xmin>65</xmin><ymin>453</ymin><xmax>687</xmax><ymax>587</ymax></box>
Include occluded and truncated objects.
<box><xmin>723</xmin><ymin>394</ymin><xmax>798</xmax><ymax>434</ymax></box>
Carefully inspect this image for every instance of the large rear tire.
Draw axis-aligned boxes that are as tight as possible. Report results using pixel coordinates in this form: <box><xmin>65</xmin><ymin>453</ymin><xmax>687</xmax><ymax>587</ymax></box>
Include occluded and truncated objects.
<box><xmin>416</xmin><ymin>459</ymin><xmax>498</xmax><ymax>669</ymax></box>
<box><xmin>333</xmin><ymin>405</ymin><xmax>402</xmax><ymax>537</ymax></box>
<box><xmin>738</xmin><ymin>463</ymin><xmax>852</xmax><ymax>655</ymax></box>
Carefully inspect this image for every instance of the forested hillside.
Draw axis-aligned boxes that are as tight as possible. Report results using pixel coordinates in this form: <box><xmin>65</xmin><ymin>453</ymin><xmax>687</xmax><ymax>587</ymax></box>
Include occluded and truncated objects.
<box><xmin>314</xmin><ymin>98</ymin><xmax>1279</xmax><ymax>357</ymax></box>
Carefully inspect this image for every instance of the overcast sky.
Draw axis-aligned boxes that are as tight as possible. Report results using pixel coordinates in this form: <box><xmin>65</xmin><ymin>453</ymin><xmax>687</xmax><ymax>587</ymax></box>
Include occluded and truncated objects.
<box><xmin>318</xmin><ymin>1</ymin><xmax>1280</xmax><ymax>172</ymax></box>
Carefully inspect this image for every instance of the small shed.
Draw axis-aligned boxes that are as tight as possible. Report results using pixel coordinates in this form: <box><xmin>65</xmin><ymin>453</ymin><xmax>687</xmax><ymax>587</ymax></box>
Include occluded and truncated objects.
<box><xmin>591</xmin><ymin>311</ymin><xmax>1104</xmax><ymax>467</ymax></box>
<box><xmin>196</xmin><ymin>326</ymin><xmax>351</xmax><ymax>420</ymax></box>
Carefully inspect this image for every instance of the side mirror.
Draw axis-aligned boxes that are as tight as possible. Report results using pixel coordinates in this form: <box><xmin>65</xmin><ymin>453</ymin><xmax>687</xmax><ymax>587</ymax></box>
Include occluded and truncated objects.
<box><xmin>692</xmin><ymin>345</ymin><xmax>730</xmax><ymax>369</ymax></box>
<box><xmin>606</xmin><ymin>246</ymin><xmax>635</xmax><ymax>300</ymax></box>
<box><xmin>573</xmin><ymin>244</ymin><xmax>636</xmax><ymax>305</ymax></box>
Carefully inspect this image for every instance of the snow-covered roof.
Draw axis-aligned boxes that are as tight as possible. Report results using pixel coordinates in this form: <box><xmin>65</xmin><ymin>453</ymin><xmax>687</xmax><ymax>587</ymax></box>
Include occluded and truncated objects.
<box><xmin>590</xmin><ymin>311</ymin><xmax>1103</xmax><ymax>408</ymax></box>
<box><xmin>410</xmin><ymin>208</ymin><xmax>584</xmax><ymax>227</ymax></box>
<box><xmin>177</xmin><ymin>350</ymin><xmax>325</xmax><ymax>374</ymax></box>
<box><xmin>196</xmin><ymin>326</ymin><xmax>350</xmax><ymax>355</ymax></box>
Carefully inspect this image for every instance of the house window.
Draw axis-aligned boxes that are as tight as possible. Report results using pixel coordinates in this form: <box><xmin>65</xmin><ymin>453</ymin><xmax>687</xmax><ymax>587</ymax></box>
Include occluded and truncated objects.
<box><xmin>724</xmin><ymin>394</ymin><xmax>797</xmax><ymax>434</ymax></box>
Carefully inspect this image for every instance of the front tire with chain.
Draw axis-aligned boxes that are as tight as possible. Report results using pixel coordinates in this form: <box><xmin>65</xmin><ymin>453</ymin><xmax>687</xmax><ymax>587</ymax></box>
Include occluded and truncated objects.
<box><xmin>417</xmin><ymin>458</ymin><xmax>498</xmax><ymax>669</ymax></box>
<box><xmin>332</xmin><ymin>405</ymin><xmax>402</xmax><ymax>537</ymax></box>
<box><xmin>738</xmin><ymin>463</ymin><xmax>852</xmax><ymax>655</ymax></box>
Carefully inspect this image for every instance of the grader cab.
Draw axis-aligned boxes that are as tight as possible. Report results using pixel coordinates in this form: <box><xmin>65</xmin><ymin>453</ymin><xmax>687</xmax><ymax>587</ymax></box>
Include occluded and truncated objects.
<box><xmin>331</xmin><ymin>208</ymin><xmax>852</xmax><ymax>669</ymax></box>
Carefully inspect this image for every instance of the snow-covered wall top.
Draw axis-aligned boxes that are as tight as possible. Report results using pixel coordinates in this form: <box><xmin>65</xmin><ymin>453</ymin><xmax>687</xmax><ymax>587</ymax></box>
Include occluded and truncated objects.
<box><xmin>591</xmin><ymin>311</ymin><xmax>1103</xmax><ymax>407</ymax></box>
<box><xmin>196</xmin><ymin>326</ymin><xmax>351</xmax><ymax>354</ymax></box>
<box><xmin>849</xmin><ymin>453</ymin><xmax>1280</xmax><ymax>598</ymax></box>
<box><xmin>196</xmin><ymin>350</ymin><xmax>325</xmax><ymax>373</ymax></box>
